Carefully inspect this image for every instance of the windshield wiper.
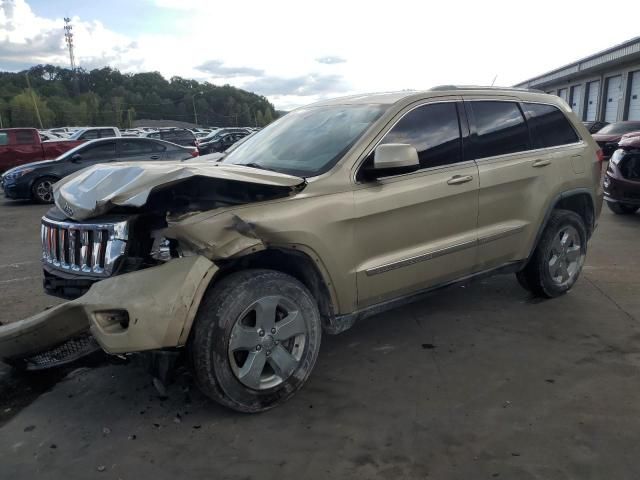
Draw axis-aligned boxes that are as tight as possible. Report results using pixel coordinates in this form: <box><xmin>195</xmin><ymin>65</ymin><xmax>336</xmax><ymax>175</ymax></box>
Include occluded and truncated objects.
<box><xmin>239</xmin><ymin>162</ymin><xmax>270</xmax><ymax>171</ymax></box>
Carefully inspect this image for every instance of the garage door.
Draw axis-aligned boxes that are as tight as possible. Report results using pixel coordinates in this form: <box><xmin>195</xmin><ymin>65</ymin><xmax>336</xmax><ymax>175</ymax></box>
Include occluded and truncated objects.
<box><xmin>570</xmin><ymin>84</ymin><xmax>583</xmax><ymax>118</ymax></box>
<box><xmin>604</xmin><ymin>76</ymin><xmax>622</xmax><ymax>123</ymax></box>
<box><xmin>585</xmin><ymin>80</ymin><xmax>600</xmax><ymax>121</ymax></box>
<box><xmin>628</xmin><ymin>71</ymin><xmax>640</xmax><ymax>121</ymax></box>
<box><xmin>558</xmin><ymin>88</ymin><xmax>568</xmax><ymax>103</ymax></box>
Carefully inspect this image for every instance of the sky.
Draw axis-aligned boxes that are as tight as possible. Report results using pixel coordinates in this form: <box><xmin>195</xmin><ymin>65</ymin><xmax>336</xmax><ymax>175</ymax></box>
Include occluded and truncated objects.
<box><xmin>1</xmin><ymin>0</ymin><xmax>639</xmax><ymax>110</ymax></box>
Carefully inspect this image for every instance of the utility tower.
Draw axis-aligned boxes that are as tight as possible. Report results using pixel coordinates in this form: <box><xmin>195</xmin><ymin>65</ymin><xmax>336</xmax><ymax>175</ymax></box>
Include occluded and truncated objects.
<box><xmin>64</xmin><ymin>17</ymin><xmax>76</xmax><ymax>71</ymax></box>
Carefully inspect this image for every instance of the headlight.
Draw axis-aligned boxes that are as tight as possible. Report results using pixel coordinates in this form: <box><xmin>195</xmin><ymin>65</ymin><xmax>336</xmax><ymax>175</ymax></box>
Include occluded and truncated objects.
<box><xmin>5</xmin><ymin>168</ymin><xmax>34</xmax><ymax>180</ymax></box>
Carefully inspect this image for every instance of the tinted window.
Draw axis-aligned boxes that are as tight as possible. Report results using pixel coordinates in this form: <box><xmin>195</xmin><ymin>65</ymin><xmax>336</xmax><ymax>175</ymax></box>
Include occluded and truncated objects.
<box><xmin>80</xmin><ymin>130</ymin><xmax>99</xmax><ymax>140</ymax></box>
<box><xmin>80</xmin><ymin>142</ymin><xmax>116</xmax><ymax>160</ymax></box>
<box><xmin>523</xmin><ymin>103</ymin><xmax>580</xmax><ymax>148</ymax></box>
<box><xmin>16</xmin><ymin>131</ymin><xmax>34</xmax><ymax>144</ymax></box>
<box><xmin>379</xmin><ymin>102</ymin><xmax>462</xmax><ymax>169</ymax></box>
<box><xmin>99</xmin><ymin>129</ymin><xmax>116</xmax><ymax>138</ymax></box>
<box><xmin>468</xmin><ymin>101</ymin><xmax>530</xmax><ymax>158</ymax></box>
<box><xmin>0</xmin><ymin>133</ymin><xmax>8</xmax><ymax>145</ymax></box>
<box><xmin>120</xmin><ymin>140</ymin><xmax>164</xmax><ymax>155</ymax></box>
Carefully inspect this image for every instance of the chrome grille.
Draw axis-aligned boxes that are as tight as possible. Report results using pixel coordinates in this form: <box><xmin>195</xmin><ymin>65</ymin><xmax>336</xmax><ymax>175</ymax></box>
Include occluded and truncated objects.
<box><xmin>41</xmin><ymin>217</ymin><xmax>129</xmax><ymax>278</ymax></box>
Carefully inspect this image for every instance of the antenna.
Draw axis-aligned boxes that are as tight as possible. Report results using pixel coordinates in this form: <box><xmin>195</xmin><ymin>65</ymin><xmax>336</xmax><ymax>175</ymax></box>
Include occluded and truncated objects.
<box><xmin>64</xmin><ymin>17</ymin><xmax>76</xmax><ymax>71</ymax></box>
<box><xmin>491</xmin><ymin>75</ymin><xmax>498</xmax><ymax>87</ymax></box>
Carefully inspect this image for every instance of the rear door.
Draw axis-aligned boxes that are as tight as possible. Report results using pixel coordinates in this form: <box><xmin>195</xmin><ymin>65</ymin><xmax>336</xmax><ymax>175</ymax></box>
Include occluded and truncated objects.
<box><xmin>353</xmin><ymin>99</ymin><xmax>480</xmax><ymax>307</ymax></box>
<box><xmin>469</xmin><ymin>98</ymin><xmax>582</xmax><ymax>271</ymax></box>
<box><xmin>11</xmin><ymin>130</ymin><xmax>43</xmax><ymax>168</ymax></box>
<box><xmin>117</xmin><ymin>139</ymin><xmax>166</xmax><ymax>162</ymax></box>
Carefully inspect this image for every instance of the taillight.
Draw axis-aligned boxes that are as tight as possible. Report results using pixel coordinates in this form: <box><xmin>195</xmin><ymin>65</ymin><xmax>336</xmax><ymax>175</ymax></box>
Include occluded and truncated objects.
<box><xmin>191</xmin><ymin>149</ymin><xmax>199</xmax><ymax>157</ymax></box>
<box><xmin>596</xmin><ymin>149</ymin><xmax>604</xmax><ymax>162</ymax></box>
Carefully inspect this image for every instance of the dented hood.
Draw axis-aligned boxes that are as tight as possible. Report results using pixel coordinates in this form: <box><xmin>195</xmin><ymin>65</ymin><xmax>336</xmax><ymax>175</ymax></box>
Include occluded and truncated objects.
<box><xmin>53</xmin><ymin>160</ymin><xmax>304</xmax><ymax>220</ymax></box>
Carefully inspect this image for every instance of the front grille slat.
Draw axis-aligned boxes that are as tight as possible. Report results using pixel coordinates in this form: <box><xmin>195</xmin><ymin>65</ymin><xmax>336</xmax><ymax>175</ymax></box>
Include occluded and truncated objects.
<box><xmin>41</xmin><ymin>218</ymin><xmax>129</xmax><ymax>279</ymax></box>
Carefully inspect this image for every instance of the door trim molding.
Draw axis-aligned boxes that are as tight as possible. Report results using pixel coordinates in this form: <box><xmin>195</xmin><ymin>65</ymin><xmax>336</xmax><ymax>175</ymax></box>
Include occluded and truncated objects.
<box><xmin>364</xmin><ymin>224</ymin><xmax>526</xmax><ymax>277</ymax></box>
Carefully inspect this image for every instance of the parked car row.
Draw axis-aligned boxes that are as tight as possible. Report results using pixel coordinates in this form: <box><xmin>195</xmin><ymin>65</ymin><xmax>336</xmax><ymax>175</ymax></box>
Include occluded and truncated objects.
<box><xmin>1</xmin><ymin>137</ymin><xmax>198</xmax><ymax>203</ymax></box>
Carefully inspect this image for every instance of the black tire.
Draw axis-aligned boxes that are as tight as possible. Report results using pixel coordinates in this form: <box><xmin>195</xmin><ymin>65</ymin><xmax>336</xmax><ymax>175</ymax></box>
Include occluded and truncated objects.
<box><xmin>31</xmin><ymin>176</ymin><xmax>58</xmax><ymax>204</ymax></box>
<box><xmin>516</xmin><ymin>209</ymin><xmax>587</xmax><ymax>298</ymax></box>
<box><xmin>606</xmin><ymin>201</ymin><xmax>638</xmax><ymax>215</ymax></box>
<box><xmin>190</xmin><ymin>269</ymin><xmax>322</xmax><ymax>413</ymax></box>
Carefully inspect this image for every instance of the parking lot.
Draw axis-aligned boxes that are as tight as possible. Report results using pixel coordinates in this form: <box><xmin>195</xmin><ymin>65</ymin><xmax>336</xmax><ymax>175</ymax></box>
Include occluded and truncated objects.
<box><xmin>0</xmin><ymin>199</ymin><xmax>639</xmax><ymax>479</ymax></box>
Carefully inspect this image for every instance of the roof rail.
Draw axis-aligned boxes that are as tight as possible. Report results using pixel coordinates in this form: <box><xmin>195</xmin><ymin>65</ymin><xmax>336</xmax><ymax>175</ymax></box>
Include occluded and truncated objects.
<box><xmin>429</xmin><ymin>85</ymin><xmax>545</xmax><ymax>94</ymax></box>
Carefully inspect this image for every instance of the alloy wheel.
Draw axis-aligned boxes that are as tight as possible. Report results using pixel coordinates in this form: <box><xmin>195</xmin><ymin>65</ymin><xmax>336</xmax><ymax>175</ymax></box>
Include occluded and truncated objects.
<box><xmin>228</xmin><ymin>295</ymin><xmax>308</xmax><ymax>390</ymax></box>
<box><xmin>547</xmin><ymin>225</ymin><xmax>583</xmax><ymax>287</ymax></box>
<box><xmin>35</xmin><ymin>180</ymin><xmax>54</xmax><ymax>203</ymax></box>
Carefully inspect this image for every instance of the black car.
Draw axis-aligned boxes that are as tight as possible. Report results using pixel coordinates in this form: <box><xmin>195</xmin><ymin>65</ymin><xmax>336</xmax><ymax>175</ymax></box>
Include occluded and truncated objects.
<box><xmin>198</xmin><ymin>128</ymin><xmax>251</xmax><ymax>144</ymax></box>
<box><xmin>583</xmin><ymin>121</ymin><xmax>609</xmax><ymax>134</ymax></box>
<box><xmin>1</xmin><ymin>137</ymin><xmax>198</xmax><ymax>203</ymax></box>
<box><xmin>144</xmin><ymin>128</ymin><xmax>198</xmax><ymax>148</ymax></box>
<box><xmin>199</xmin><ymin>132</ymin><xmax>249</xmax><ymax>155</ymax></box>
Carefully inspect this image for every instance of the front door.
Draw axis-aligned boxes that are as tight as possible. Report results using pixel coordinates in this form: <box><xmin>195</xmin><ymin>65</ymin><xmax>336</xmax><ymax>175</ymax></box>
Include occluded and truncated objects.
<box><xmin>353</xmin><ymin>100</ymin><xmax>479</xmax><ymax>308</ymax></box>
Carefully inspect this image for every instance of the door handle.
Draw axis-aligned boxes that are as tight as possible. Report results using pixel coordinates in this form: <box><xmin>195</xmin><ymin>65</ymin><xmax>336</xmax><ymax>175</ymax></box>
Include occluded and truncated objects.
<box><xmin>447</xmin><ymin>175</ymin><xmax>473</xmax><ymax>185</ymax></box>
<box><xmin>532</xmin><ymin>159</ymin><xmax>551</xmax><ymax>168</ymax></box>
<box><xmin>150</xmin><ymin>155</ymin><xmax>160</xmax><ymax>160</ymax></box>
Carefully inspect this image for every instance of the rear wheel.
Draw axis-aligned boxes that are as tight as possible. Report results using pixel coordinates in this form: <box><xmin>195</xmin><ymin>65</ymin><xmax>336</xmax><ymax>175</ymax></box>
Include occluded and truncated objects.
<box><xmin>606</xmin><ymin>201</ymin><xmax>638</xmax><ymax>215</ymax></box>
<box><xmin>31</xmin><ymin>176</ymin><xmax>57</xmax><ymax>204</ymax></box>
<box><xmin>516</xmin><ymin>210</ymin><xmax>587</xmax><ymax>298</ymax></box>
<box><xmin>190</xmin><ymin>269</ymin><xmax>322</xmax><ymax>413</ymax></box>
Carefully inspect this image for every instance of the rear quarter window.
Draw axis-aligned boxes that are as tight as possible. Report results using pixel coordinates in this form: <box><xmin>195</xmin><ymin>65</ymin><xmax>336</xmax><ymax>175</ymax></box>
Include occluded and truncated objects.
<box><xmin>523</xmin><ymin>103</ymin><xmax>580</xmax><ymax>148</ymax></box>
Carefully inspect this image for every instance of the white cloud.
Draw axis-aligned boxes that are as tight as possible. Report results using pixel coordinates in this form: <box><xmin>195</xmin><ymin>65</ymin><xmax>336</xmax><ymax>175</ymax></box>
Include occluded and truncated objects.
<box><xmin>2</xmin><ymin>0</ymin><xmax>640</xmax><ymax>109</ymax></box>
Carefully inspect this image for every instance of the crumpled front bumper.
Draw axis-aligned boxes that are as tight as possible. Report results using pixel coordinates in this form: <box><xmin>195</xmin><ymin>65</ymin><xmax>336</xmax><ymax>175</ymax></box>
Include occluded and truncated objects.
<box><xmin>0</xmin><ymin>256</ymin><xmax>218</xmax><ymax>362</ymax></box>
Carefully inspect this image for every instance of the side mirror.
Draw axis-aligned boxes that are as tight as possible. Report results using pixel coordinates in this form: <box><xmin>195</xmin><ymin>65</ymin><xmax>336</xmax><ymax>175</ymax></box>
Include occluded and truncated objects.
<box><xmin>365</xmin><ymin>143</ymin><xmax>420</xmax><ymax>179</ymax></box>
<box><xmin>70</xmin><ymin>153</ymin><xmax>82</xmax><ymax>163</ymax></box>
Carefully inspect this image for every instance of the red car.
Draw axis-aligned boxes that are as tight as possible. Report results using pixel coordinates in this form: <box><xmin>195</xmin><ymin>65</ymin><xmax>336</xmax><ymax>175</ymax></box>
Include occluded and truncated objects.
<box><xmin>603</xmin><ymin>131</ymin><xmax>640</xmax><ymax>214</ymax></box>
<box><xmin>592</xmin><ymin>121</ymin><xmax>640</xmax><ymax>161</ymax></box>
<box><xmin>0</xmin><ymin>128</ymin><xmax>84</xmax><ymax>173</ymax></box>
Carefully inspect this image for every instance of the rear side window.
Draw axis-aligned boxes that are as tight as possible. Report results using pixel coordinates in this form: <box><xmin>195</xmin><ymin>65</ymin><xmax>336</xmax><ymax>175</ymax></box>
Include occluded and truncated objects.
<box><xmin>0</xmin><ymin>133</ymin><xmax>8</xmax><ymax>145</ymax></box>
<box><xmin>80</xmin><ymin>130</ymin><xmax>99</xmax><ymax>140</ymax></box>
<box><xmin>380</xmin><ymin>102</ymin><xmax>462</xmax><ymax>169</ymax></box>
<box><xmin>523</xmin><ymin>103</ymin><xmax>580</xmax><ymax>148</ymax></box>
<box><xmin>468</xmin><ymin>101</ymin><xmax>530</xmax><ymax>159</ymax></box>
<box><xmin>99</xmin><ymin>129</ymin><xmax>116</xmax><ymax>138</ymax></box>
<box><xmin>15</xmin><ymin>131</ymin><xmax>34</xmax><ymax>144</ymax></box>
<box><xmin>120</xmin><ymin>140</ymin><xmax>165</xmax><ymax>155</ymax></box>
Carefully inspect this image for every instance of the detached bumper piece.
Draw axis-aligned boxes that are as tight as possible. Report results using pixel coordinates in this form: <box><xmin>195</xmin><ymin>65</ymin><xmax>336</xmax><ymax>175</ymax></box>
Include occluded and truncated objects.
<box><xmin>0</xmin><ymin>256</ymin><xmax>217</xmax><ymax>366</ymax></box>
<box><xmin>8</xmin><ymin>332</ymin><xmax>100</xmax><ymax>371</ymax></box>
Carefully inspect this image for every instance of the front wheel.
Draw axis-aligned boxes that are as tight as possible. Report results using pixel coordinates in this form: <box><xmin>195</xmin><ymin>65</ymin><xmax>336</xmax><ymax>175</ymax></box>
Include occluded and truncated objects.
<box><xmin>31</xmin><ymin>176</ymin><xmax>57</xmax><ymax>204</ymax></box>
<box><xmin>190</xmin><ymin>269</ymin><xmax>322</xmax><ymax>413</ymax></box>
<box><xmin>606</xmin><ymin>201</ymin><xmax>638</xmax><ymax>215</ymax></box>
<box><xmin>516</xmin><ymin>210</ymin><xmax>587</xmax><ymax>298</ymax></box>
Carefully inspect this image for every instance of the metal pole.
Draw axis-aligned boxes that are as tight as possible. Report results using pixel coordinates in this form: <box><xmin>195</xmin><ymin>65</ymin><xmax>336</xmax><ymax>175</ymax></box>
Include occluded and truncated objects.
<box><xmin>25</xmin><ymin>74</ymin><xmax>43</xmax><ymax>129</ymax></box>
<box><xmin>192</xmin><ymin>95</ymin><xmax>198</xmax><ymax>125</ymax></box>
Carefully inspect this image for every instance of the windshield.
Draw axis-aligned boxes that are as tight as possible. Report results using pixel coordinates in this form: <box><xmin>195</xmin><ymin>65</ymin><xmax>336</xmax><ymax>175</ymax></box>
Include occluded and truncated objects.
<box><xmin>222</xmin><ymin>104</ymin><xmax>386</xmax><ymax>176</ymax></box>
<box><xmin>598</xmin><ymin>122</ymin><xmax>640</xmax><ymax>135</ymax></box>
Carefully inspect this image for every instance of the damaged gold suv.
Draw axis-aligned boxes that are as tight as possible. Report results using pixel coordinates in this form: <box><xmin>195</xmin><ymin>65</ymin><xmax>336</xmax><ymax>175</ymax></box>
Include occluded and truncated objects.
<box><xmin>0</xmin><ymin>87</ymin><xmax>603</xmax><ymax>412</ymax></box>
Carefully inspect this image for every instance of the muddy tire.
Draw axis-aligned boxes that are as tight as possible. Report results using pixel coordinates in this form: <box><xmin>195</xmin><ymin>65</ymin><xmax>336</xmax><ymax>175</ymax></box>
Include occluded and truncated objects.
<box><xmin>516</xmin><ymin>209</ymin><xmax>587</xmax><ymax>298</ymax></box>
<box><xmin>190</xmin><ymin>269</ymin><xmax>322</xmax><ymax>413</ymax></box>
<box><xmin>606</xmin><ymin>201</ymin><xmax>638</xmax><ymax>215</ymax></box>
<box><xmin>31</xmin><ymin>176</ymin><xmax>57</xmax><ymax>204</ymax></box>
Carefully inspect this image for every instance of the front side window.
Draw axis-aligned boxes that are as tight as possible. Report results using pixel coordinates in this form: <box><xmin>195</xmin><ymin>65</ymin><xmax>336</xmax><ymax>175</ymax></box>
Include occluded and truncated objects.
<box><xmin>0</xmin><ymin>133</ymin><xmax>8</xmax><ymax>145</ymax></box>
<box><xmin>223</xmin><ymin>104</ymin><xmax>386</xmax><ymax>177</ymax></box>
<box><xmin>378</xmin><ymin>102</ymin><xmax>462</xmax><ymax>169</ymax></box>
<box><xmin>523</xmin><ymin>103</ymin><xmax>580</xmax><ymax>148</ymax></box>
<box><xmin>468</xmin><ymin>101</ymin><xmax>530</xmax><ymax>159</ymax></box>
<box><xmin>80</xmin><ymin>142</ymin><xmax>116</xmax><ymax>160</ymax></box>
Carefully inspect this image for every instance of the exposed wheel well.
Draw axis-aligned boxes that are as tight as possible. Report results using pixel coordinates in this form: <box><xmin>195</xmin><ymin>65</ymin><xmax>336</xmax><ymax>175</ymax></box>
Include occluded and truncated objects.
<box><xmin>213</xmin><ymin>248</ymin><xmax>336</xmax><ymax>330</ymax></box>
<box><xmin>554</xmin><ymin>192</ymin><xmax>595</xmax><ymax>238</ymax></box>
